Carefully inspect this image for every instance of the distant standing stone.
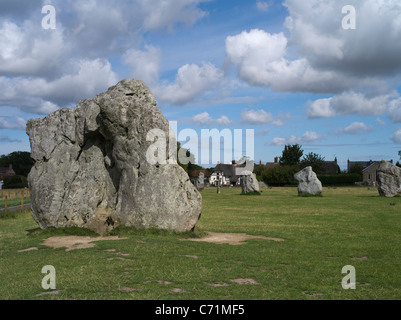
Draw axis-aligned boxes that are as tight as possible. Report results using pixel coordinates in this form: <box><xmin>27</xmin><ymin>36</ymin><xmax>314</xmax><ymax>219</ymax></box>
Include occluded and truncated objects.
<box><xmin>240</xmin><ymin>171</ymin><xmax>260</xmax><ymax>194</ymax></box>
<box><xmin>294</xmin><ymin>166</ymin><xmax>322</xmax><ymax>195</ymax></box>
<box><xmin>377</xmin><ymin>160</ymin><xmax>401</xmax><ymax>197</ymax></box>
<box><xmin>195</xmin><ymin>172</ymin><xmax>205</xmax><ymax>191</ymax></box>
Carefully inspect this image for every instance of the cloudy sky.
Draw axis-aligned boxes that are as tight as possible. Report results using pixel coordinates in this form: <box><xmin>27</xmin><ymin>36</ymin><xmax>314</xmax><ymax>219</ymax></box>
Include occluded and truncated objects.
<box><xmin>1</xmin><ymin>0</ymin><xmax>401</xmax><ymax>169</ymax></box>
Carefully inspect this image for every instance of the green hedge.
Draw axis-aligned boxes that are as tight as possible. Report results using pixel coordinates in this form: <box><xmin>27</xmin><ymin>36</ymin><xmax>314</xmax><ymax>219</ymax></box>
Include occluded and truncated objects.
<box><xmin>261</xmin><ymin>165</ymin><xmax>299</xmax><ymax>186</ymax></box>
<box><xmin>317</xmin><ymin>173</ymin><xmax>362</xmax><ymax>186</ymax></box>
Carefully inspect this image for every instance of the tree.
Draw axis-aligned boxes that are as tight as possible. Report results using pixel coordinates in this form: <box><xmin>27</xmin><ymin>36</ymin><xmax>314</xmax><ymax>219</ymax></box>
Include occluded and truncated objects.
<box><xmin>349</xmin><ymin>163</ymin><xmax>363</xmax><ymax>177</ymax></box>
<box><xmin>300</xmin><ymin>152</ymin><xmax>326</xmax><ymax>174</ymax></box>
<box><xmin>0</xmin><ymin>151</ymin><xmax>34</xmax><ymax>177</ymax></box>
<box><xmin>279</xmin><ymin>144</ymin><xmax>303</xmax><ymax>166</ymax></box>
<box><xmin>397</xmin><ymin>151</ymin><xmax>401</xmax><ymax>167</ymax></box>
<box><xmin>176</xmin><ymin>142</ymin><xmax>201</xmax><ymax>176</ymax></box>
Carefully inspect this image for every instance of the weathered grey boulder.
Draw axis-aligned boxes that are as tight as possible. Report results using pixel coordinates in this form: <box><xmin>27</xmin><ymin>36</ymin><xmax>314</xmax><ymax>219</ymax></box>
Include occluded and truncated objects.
<box><xmin>27</xmin><ymin>79</ymin><xmax>202</xmax><ymax>234</ymax></box>
<box><xmin>240</xmin><ymin>171</ymin><xmax>260</xmax><ymax>194</ymax></box>
<box><xmin>377</xmin><ymin>160</ymin><xmax>401</xmax><ymax>197</ymax></box>
<box><xmin>195</xmin><ymin>172</ymin><xmax>205</xmax><ymax>191</ymax></box>
<box><xmin>258</xmin><ymin>181</ymin><xmax>268</xmax><ymax>189</ymax></box>
<box><xmin>294</xmin><ymin>166</ymin><xmax>322</xmax><ymax>195</ymax></box>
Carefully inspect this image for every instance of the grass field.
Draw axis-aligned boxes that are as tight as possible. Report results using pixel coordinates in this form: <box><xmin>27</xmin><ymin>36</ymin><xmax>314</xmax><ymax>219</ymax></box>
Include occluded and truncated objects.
<box><xmin>0</xmin><ymin>186</ymin><xmax>400</xmax><ymax>300</ymax></box>
<box><xmin>0</xmin><ymin>197</ymin><xmax>30</xmax><ymax>210</ymax></box>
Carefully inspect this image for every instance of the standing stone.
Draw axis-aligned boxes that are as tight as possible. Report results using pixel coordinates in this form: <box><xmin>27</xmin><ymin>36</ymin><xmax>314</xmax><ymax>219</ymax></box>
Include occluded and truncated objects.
<box><xmin>240</xmin><ymin>171</ymin><xmax>260</xmax><ymax>194</ymax></box>
<box><xmin>377</xmin><ymin>160</ymin><xmax>401</xmax><ymax>197</ymax></box>
<box><xmin>26</xmin><ymin>79</ymin><xmax>202</xmax><ymax>234</ymax></box>
<box><xmin>195</xmin><ymin>172</ymin><xmax>205</xmax><ymax>191</ymax></box>
<box><xmin>294</xmin><ymin>166</ymin><xmax>322</xmax><ymax>195</ymax></box>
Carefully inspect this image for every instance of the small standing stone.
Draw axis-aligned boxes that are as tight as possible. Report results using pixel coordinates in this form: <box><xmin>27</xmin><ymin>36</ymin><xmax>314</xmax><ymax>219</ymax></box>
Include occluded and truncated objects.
<box><xmin>240</xmin><ymin>171</ymin><xmax>260</xmax><ymax>194</ymax></box>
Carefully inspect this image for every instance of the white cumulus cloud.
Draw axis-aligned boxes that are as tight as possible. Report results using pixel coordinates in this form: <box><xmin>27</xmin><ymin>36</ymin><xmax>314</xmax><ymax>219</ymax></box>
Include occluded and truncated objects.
<box><xmin>306</xmin><ymin>92</ymin><xmax>394</xmax><ymax>119</ymax></box>
<box><xmin>154</xmin><ymin>62</ymin><xmax>224</xmax><ymax>105</ymax></box>
<box><xmin>391</xmin><ymin>128</ymin><xmax>401</xmax><ymax>144</ymax></box>
<box><xmin>192</xmin><ymin>112</ymin><xmax>231</xmax><ymax>126</ymax></box>
<box><xmin>335</xmin><ymin>122</ymin><xmax>374</xmax><ymax>135</ymax></box>
<box><xmin>271</xmin><ymin>131</ymin><xmax>321</xmax><ymax>146</ymax></box>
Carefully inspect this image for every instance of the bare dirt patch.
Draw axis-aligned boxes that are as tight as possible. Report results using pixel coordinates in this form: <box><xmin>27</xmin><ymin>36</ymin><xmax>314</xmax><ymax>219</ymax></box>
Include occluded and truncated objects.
<box><xmin>18</xmin><ymin>247</ymin><xmax>39</xmax><ymax>253</ymax></box>
<box><xmin>230</xmin><ymin>278</ymin><xmax>260</xmax><ymax>285</ymax></box>
<box><xmin>352</xmin><ymin>256</ymin><xmax>368</xmax><ymax>260</ymax></box>
<box><xmin>42</xmin><ymin>236</ymin><xmax>126</xmax><ymax>252</ymax></box>
<box><xmin>35</xmin><ymin>290</ymin><xmax>64</xmax><ymax>297</ymax></box>
<box><xmin>185</xmin><ymin>232</ymin><xmax>284</xmax><ymax>245</ymax></box>
<box><xmin>180</xmin><ymin>254</ymin><xmax>199</xmax><ymax>259</ymax></box>
<box><xmin>107</xmin><ymin>257</ymin><xmax>130</xmax><ymax>261</ymax></box>
<box><xmin>204</xmin><ymin>282</ymin><xmax>230</xmax><ymax>287</ymax></box>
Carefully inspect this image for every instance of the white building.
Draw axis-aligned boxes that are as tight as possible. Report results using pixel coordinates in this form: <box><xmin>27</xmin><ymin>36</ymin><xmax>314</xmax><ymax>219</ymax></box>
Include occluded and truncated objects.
<box><xmin>209</xmin><ymin>162</ymin><xmax>245</xmax><ymax>186</ymax></box>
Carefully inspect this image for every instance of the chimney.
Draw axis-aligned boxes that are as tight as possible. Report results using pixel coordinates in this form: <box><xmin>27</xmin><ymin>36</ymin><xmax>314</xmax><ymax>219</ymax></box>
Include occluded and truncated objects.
<box><xmin>274</xmin><ymin>157</ymin><xmax>278</xmax><ymax>163</ymax></box>
<box><xmin>334</xmin><ymin>157</ymin><xmax>337</xmax><ymax>164</ymax></box>
<box><xmin>259</xmin><ymin>160</ymin><xmax>262</xmax><ymax>165</ymax></box>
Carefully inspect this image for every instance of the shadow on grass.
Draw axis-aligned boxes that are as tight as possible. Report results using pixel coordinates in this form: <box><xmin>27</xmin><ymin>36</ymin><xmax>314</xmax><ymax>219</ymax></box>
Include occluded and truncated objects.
<box><xmin>240</xmin><ymin>191</ymin><xmax>262</xmax><ymax>196</ymax></box>
<box><xmin>27</xmin><ymin>227</ymin><xmax>100</xmax><ymax>238</ymax></box>
<box><xmin>298</xmin><ymin>193</ymin><xmax>323</xmax><ymax>198</ymax></box>
<box><xmin>26</xmin><ymin>225</ymin><xmax>208</xmax><ymax>240</ymax></box>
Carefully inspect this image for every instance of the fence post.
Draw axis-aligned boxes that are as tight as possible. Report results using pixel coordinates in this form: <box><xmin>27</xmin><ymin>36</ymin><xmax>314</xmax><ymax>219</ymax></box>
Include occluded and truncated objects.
<box><xmin>5</xmin><ymin>195</ymin><xmax>7</xmax><ymax>212</ymax></box>
<box><xmin>21</xmin><ymin>195</ymin><xmax>24</xmax><ymax>210</ymax></box>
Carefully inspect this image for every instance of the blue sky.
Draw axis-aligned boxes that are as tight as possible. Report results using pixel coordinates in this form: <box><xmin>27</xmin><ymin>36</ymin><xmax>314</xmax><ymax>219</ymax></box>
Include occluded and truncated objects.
<box><xmin>1</xmin><ymin>0</ymin><xmax>401</xmax><ymax>170</ymax></box>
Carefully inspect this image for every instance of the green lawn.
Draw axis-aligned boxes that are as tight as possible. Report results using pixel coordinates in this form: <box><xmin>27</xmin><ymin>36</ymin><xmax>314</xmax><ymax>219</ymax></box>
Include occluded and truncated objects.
<box><xmin>0</xmin><ymin>186</ymin><xmax>400</xmax><ymax>300</ymax></box>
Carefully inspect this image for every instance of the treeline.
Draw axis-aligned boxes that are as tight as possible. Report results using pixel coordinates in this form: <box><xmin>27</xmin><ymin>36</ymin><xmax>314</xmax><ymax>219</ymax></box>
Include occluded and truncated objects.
<box><xmin>254</xmin><ymin>144</ymin><xmax>362</xmax><ymax>186</ymax></box>
<box><xmin>0</xmin><ymin>152</ymin><xmax>33</xmax><ymax>189</ymax></box>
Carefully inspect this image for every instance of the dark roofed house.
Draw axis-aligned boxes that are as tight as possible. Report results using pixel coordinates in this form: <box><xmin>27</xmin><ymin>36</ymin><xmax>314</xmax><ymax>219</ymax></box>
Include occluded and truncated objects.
<box><xmin>362</xmin><ymin>162</ymin><xmax>380</xmax><ymax>186</ymax></box>
<box><xmin>0</xmin><ymin>164</ymin><xmax>15</xmax><ymax>180</ymax></box>
<box><xmin>190</xmin><ymin>169</ymin><xmax>211</xmax><ymax>185</ymax></box>
<box><xmin>322</xmin><ymin>158</ymin><xmax>339</xmax><ymax>175</ymax></box>
<box><xmin>348</xmin><ymin>159</ymin><xmax>393</xmax><ymax>173</ymax></box>
<box><xmin>348</xmin><ymin>159</ymin><xmax>393</xmax><ymax>186</ymax></box>
<box><xmin>209</xmin><ymin>161</ymin><xmax>246</xmax><ymax>186</ymax></box>
<box><xmin>347</xmin><ymin>160</ymin><xmax>373</xmax><ymax>173</ymax></box>
<box><xmin>265</xmin><ymin>157</ymin><xmax>280</xmax><ymax>169</ymax></box>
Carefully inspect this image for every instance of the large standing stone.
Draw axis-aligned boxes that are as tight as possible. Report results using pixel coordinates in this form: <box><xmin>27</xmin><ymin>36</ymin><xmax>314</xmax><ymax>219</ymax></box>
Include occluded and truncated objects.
<box><xmin>240</xmin><ymin>171</ymin><xmax>260</xmax><ymax>194</ymax></box>
<box><xmin>377</xmin><ymin>160</ymin><xmax>401</xmax><ymax>197</ymax></box>
<box><xmin>27</xmin><ymin>79</ymin><xmax>202</xmax><ymax>234</ymax></box>
<box><xmin>294</xmin><ymin>166</ymin><xmax>322</xmax><ymax>195</ymax></box>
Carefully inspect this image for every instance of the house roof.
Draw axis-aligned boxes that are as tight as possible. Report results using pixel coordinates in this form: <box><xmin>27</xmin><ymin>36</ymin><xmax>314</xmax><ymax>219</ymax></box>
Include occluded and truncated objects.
<box><xmin>0</xmin><ymin>166</ymin><xmax>15</xmax><ymax>179</ymax></box>
<box><xmin>362</xmin><ymin>161</ymin><xmax>380</xmax><ymax>172</ymax></box>
<box><xmin>212</xmin><ymin>163</ymin><xmax>247</xmax><ymax>183</ymax></box>
<box><xmin>322</xmin><ymin>161</ymin><xmax>339</xmax><ymax>175</ymax></box>
<box><xmin>190</xmin><ymin>169</ymin><xmax>211</xmax><ymax>178</ymax></box>
<box><xmin>264</xmin><ymin>162</ymin><xmax>280</xmax><ymax>169</ymax></box>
